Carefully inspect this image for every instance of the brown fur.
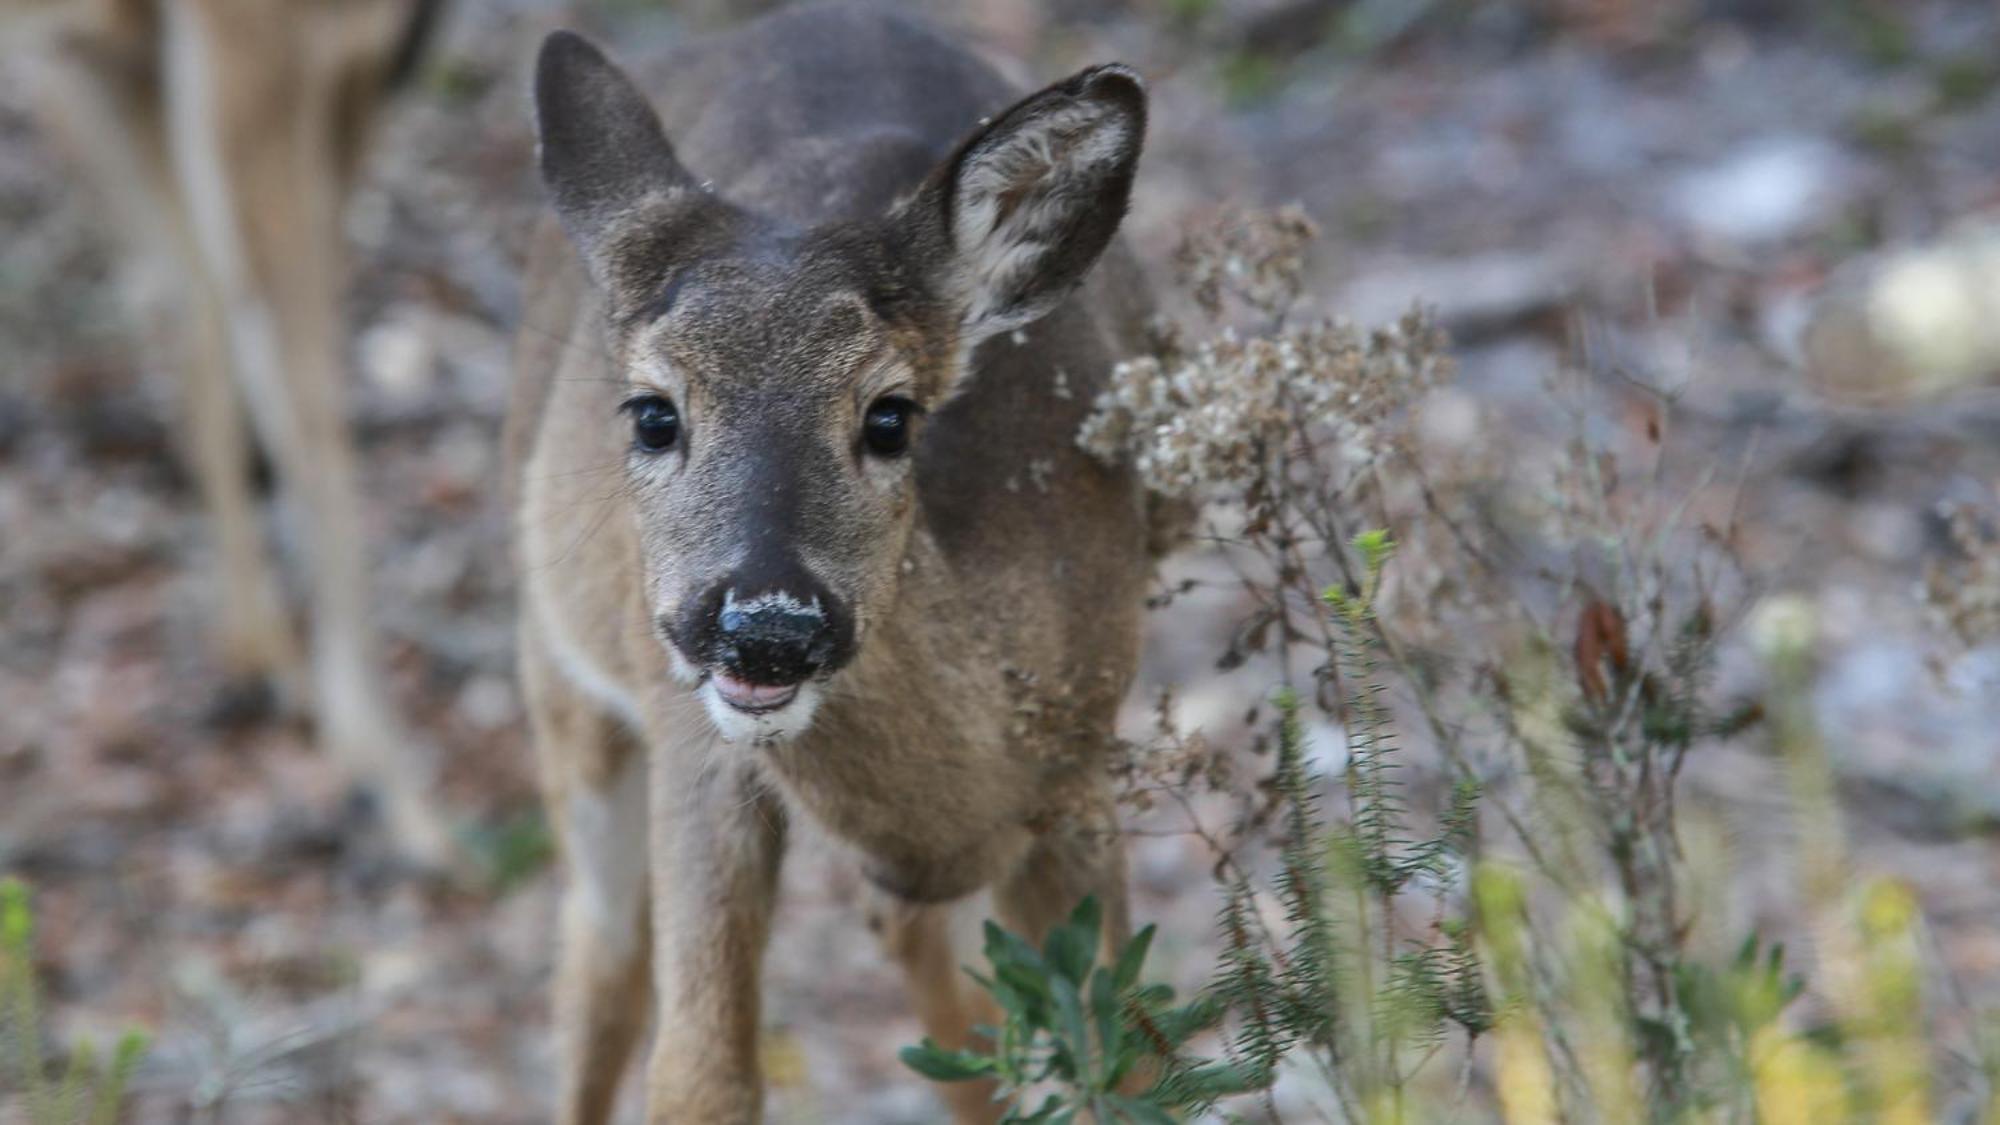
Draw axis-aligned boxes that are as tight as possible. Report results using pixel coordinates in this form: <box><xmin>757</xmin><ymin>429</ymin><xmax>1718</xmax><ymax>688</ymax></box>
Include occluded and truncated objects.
<box><xmin>6</xmin><ymin>0</ymin><xmax>453</xmax><ymax>863</ymax></box>
<box><xmin>512</xmin><ymin>6</ymin><xmax>1158</xmax><ymax>1121</ymax></box>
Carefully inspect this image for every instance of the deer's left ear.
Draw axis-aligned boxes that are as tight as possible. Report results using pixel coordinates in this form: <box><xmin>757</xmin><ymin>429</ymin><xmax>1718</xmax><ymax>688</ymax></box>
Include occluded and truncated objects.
<box><xmin>908</xmin><ymin>64</ymin><xmax>1146</xmax><ymax>350</ymax></box>
<box><xmin>535</xmin><ymin>30</ymin><xmax>726</xmax><ymax>301</ymax></box>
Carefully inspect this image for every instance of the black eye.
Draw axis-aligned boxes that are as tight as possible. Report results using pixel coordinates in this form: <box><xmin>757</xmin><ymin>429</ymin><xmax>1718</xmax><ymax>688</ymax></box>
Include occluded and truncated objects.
<box><xmin>862</xmin><ymin>396</ymin><xmax>917</xmax><ymax>459</ymax></box>
<box><xmin>621</xmin><ymin>395</ymin><xmax>681</xmax><ymax>453</ymax></box>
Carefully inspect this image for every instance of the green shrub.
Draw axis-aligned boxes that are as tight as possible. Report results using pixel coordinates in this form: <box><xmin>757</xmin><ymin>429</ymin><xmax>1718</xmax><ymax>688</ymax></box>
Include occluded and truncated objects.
<box><xmin>1</xmin><ymin>878</ymin><xmax>148</xmax><ymax>1125</ymax></box>
<box><xmin>903</xmin><ymin>205</ymin><xmax>1998</xmax><ymax>1122</ymax></box>
<box><xmin>901</xmin><ymin>896</ymin><xmax>1245</xmax><ymax>1124</ymax></box>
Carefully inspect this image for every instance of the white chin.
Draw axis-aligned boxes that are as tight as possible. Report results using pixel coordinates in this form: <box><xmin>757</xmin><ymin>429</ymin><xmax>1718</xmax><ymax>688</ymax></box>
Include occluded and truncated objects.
<box><xmin>699</xmin><ymin>680</ymin><xmax>821</xmax><ymax>744</ymax></box>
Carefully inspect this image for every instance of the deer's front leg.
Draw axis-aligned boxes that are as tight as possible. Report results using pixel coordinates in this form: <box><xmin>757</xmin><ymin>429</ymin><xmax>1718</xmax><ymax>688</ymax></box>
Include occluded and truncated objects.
<box><xmin>644</xmin><ymin>749</ymin><xmax>786</xmax><ymax>1124</ymax></box>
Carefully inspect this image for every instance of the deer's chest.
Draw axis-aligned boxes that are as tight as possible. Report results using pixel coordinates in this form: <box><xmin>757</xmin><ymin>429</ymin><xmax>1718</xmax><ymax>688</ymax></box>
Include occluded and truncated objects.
<box><xmin>760</xmin><ymin>721</ymin><xmax>1041</xmax><ymax>901</ymax></box>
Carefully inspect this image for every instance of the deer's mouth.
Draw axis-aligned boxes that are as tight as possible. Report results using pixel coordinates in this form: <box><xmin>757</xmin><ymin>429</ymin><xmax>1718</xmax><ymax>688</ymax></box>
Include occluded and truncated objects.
<box><xmin>709</xmin><ymin>670</ymin><xmax>800</xmax><ymax>714</ymax></box>
<box><xmin>697</xmin><ymin>666</ymin><xmax>822</xmax><ymax>743</ymax></box>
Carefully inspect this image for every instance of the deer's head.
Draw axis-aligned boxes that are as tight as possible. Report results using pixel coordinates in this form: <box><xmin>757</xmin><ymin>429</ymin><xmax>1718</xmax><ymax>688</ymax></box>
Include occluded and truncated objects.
<box><xmin>534</xmin><ymin>31</ymin><xmax>1143</xmax><ymax>742</ymax></box>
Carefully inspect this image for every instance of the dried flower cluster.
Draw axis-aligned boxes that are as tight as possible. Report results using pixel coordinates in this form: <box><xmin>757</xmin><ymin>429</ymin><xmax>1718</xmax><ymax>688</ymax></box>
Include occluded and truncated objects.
<box><xmin>1924</xmin><ymin>499</ymin><xmax>2000</xmax><ymax>644</ymax></box>
<box><xmin>1110</xmin><ymin>688</ymin><xmax>1233</xmax><ymax>818</ymax></box>
<box><xmin>1078</xmin><ymin>308</ymin><xmax>1454</xmax><ymax>498</ymax></box>
<box><xmin>1065</xmin><ymin>205</ymin><xmax>1789</xmax><ymax>1123</ymax></box>
<box><xmin>1174</xmin><ymin>203</ymin><xmax>1319</xmax><ymax>320</ymax></box>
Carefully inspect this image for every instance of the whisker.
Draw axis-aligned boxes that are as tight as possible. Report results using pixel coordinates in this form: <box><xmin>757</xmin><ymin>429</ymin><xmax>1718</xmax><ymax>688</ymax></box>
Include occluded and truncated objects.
<box><xmin>528</xmin><ymin>480</ymin><xmax>634</xmax><ymax>573</ymax></box>
<box><xmin>525</xmin><ymin>459</ymin><xmax>630</xmax><ymax>486</ymax></box>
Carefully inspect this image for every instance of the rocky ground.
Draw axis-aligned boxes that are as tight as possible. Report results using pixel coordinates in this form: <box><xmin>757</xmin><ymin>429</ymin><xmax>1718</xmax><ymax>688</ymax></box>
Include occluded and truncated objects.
<box><xmin>5</xmin><ymin>0</ymin><xmax>2000</xmax><ymax>1120</ymax></box>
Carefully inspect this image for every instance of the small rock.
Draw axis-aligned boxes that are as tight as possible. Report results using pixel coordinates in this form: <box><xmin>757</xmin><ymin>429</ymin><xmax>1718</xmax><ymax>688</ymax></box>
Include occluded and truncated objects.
<box><xmin>1804</xmin><ymin>222</ymin><xmax>2000</xmax><ymax>403</ymax></box>
<box><xmin>1668</xmin><ymin>135</ymin><xmax>1850</xmax><ymax>246</ymax></box>
<box><xmin>360</xmin><ymin>311</ymin><xmax>438</xmax><ymax>407</ymax></box>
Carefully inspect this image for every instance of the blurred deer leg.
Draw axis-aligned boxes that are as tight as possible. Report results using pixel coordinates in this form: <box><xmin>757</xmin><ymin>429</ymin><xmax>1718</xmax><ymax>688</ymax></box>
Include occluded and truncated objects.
<box><xmin>295</xmin><ymin>365</ymin><xmax>453</xmax><ymax>864</ymax></box>
<box><xmin>992</xmin><ymin>795</ymin><xmax>1156</xmax><ymax>1094</ymax></box>
<box><xmin>275</xmin><ymin>283</ymin><xmax>455</xmax><ymax>863</ymax></box>
<box><xmin>992</xmin><ymin>792</ymin><xmax>1131</xmax><ymax>951</ymax></box>
<box><xmin>522</xmin><ymin>625</ymin><xmax>654</xmax><ymax>1125</ymax></box>
<box><xmin>162</xmin><ymin>0</ymin><xmax>450</xmax><ymax>863</ymax></box>
<box><xmin>179</xmin><ymin>276</ymin><xmax>298</xmax><ymax>683</ymax></box>
<box><xmin>552</xmin><ymin>764</ymin><xmax>654</xmax><ymax>1125</ymax></box>
<box><xmin>17</xmin><ymin>13</ymin><xmax>297</xmax><ymax>685</ymax></box>
<box><xmin>866</xmin><ymin>893</ymin><xmax>1002</xmax><ymax>1125</ymax></box>
<box><xmin>643</xmin><ymin>756</ymin><xmax>785</xmax><ymax>1125</ymax></box>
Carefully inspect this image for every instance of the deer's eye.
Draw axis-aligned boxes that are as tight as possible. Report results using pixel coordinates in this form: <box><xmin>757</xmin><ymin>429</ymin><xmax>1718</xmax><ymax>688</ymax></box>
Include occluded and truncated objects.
<box><xmin>862</xmin><ymin>396</ymin><xmax>917</xmax><ymax>459</ymax></box>
<box><xmin>621</xmin><ymin>395</ymin><xmax>681</xmax><ymax>453</ymax></box>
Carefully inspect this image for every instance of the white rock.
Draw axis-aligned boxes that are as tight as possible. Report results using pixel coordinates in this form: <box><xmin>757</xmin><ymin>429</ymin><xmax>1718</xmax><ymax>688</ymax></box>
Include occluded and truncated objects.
<box><xmin>359</xmin><ymin>310</ymin><xmax>437</xmax><ymax>406</ymax></box>
<box><xmin>1669</xmin><ymin>135</ymin><xmax>1848</xmax><ymax>245</ymax></box>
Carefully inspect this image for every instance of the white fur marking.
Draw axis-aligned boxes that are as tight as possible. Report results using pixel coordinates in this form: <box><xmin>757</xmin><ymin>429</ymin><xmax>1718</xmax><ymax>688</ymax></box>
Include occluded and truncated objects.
<box><xmin>530</xmin><ymin>590</ymin><xmax>651</xmax><ymax>727</ymax></box>
<box><xmin>700</xmin><ymin>680</ymin><xmax>822</xmax><ymax>745</ymax></box>
<box><xmin>723</xmin><ymin>588</ymin><xmax>823</xmax><ymax>621</ymax></box>
<box><xmin>562</xmin><ymin>752</ymin><xmax>648</xmax><ymax>962</ymax></box>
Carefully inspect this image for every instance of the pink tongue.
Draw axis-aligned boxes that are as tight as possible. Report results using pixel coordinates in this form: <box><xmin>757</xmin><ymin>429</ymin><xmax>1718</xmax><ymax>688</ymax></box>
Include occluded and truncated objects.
<box><xmin>713</xmin><ymin>671</ymin><xmax>796</xmax><ymax>708</ymax></box>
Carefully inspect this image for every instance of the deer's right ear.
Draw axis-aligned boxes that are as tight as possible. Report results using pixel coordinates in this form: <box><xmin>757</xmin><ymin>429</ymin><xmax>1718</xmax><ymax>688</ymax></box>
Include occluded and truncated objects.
<box><xmin>905</xmin><ymin>64</ymin><xmax>1146</xmax><ymax>358</ymax></box>
<box><xmin>535</xmin><ymin>31</ymin><xmax>703</xmax><ymax>294</ymax></box>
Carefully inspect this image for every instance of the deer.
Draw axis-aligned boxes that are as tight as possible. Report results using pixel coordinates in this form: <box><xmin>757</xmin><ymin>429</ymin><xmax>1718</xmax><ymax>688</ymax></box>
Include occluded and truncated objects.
<box><xmin>508</xmin><ymin>4</ymin><xmax>1168</xmax><ymax>1121</ymax></box>
<box><xmin>3</xmin><ymin>0</ymin><xmax>453</xmax><ymax>863</ymax></box>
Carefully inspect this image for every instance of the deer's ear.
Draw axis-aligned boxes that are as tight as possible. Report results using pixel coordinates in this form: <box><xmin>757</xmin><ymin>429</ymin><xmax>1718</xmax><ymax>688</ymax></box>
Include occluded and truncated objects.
<box><xmin>912</xmin><ymin>64</ymin><xmax>1146</xmax><ymax>349</ymax></box>
<box><xmin>535</xmin><ymin>31</ymin><xmax>712</xmax><ymax>295</ymax></box>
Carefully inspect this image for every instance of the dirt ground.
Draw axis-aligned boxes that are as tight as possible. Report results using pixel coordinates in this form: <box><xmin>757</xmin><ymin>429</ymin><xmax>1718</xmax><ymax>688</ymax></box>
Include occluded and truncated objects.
<box><xmin>5</xmin><ymin>1</ymin><xmax>2000</xmax><ymax>1121</ymax></box>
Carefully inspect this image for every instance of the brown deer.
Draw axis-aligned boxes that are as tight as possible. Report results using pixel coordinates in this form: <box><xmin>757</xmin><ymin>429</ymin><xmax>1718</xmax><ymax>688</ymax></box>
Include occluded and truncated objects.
<box><xmin>4</xmin><ymin>0</ymin><xmax>453</xmax><ymax>862</ymax></box>
<box><xmin>509</xmin><ymin>5</ymin><xmax>1163</xmax><ymax>1120</ymax></box>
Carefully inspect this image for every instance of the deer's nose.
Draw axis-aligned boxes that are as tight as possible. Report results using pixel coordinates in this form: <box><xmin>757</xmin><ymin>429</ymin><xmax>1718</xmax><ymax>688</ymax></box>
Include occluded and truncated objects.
<box><xmin>715</xmin><ymin>589</ymin><xmax>835</xmax><ymax>686</ymax></box>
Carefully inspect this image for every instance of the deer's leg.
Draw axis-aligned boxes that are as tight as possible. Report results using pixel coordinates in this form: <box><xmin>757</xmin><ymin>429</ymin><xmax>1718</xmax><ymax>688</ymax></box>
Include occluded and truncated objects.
<box><xmin>643</xmin><ymin>747</ymin><xmax>786</xmax><ymax>1125</ymax></box>
<box><xmin>993</xmin><ymin>791</ymin><xmax>1130</xmax><ymax>951</ymax></box>
<box><xmin>866</xmin><ymin>892</ymin><xmax>1003</xmax><ymax>1125</ymax></box>
<box><xmin>179</xmin><ymin>275</ymin><xmax>298</xmax><ymax>683</ymax></box>
<box><xmin>19</xmin><ymin>15</ymin><xmax>296</xmax><ymax>684</ymax></box>
<box><xmin>993</xmin><ymin>788</ymin><xmax>1153</xmax><ymax>1094</ymax></box>
<box><xmin>274</xmin><ymin>313</ymin><xmax>454</xmax><ymax>863</ymax></box>
<box><xmin>161</xmin><ymin>0</ymin><xmax>451</xmax><ymax>864</ymax></box>
<box><xmin>522</xmin><ymin>626</ymin><xmax>654</xmax><ymax>1125</ymax></box>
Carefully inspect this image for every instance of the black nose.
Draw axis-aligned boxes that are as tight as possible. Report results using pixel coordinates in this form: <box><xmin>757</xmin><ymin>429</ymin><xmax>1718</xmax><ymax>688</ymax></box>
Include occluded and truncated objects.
<box><xmin>716</xmin><ymin>592</ymin><xmax>836</xmax><ymax>686</ymax></box>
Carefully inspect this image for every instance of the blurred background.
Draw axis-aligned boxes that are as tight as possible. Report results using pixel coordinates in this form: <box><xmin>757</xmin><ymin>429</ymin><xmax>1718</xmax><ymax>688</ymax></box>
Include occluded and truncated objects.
<box><xmin>5</xmin><ymin>0</ymin><xmax>2000</xmax><ymax>1120</ymax></box>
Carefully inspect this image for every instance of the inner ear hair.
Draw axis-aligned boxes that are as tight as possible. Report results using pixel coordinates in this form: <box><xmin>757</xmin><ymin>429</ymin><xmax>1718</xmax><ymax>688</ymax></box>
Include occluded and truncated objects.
<box><xmin>938</xmin><ymin>63</ymin><xmax>1146</xmax><ymax>343</ymax></box>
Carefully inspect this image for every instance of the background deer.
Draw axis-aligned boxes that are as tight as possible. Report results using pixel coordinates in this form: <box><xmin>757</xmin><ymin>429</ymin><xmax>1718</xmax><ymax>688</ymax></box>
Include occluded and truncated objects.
<box><xmin>4</xmin><ymin>0</ymin><xmax>453</xmax><ymax>863</ymax></box>
<box><xmin>510</xmin><ymin>6</ymin><xmax>1163</xmax><ymax>1120</ymax></box>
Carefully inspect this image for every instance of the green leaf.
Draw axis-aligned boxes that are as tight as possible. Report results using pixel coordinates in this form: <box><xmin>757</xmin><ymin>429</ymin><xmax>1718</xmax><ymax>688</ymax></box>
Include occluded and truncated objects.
<box><xmin>1050</xmin><ymin>975</ymin><xmax>1092</xmax><ymax>1082</ymax></box>
<box><xmin>1732</xmin><ymin>932</ymin><xmax>1759</xmax><ymax>970</ymax></box>
<box><xmin>1353</xmin><ymin>528</ymin><xmax>1395</xmax><ymax>572</ymax></box>
<box><xmin>0</xmin><ymin>878</ymin><xmax>30</xmax><ymax>951</ymax></box>
<box><xmin>1147</xmin><ymin>994</ymin><xmax>1226</xmax><ymax>1048</ymax></box>
<box><xmin>967</xmin><ymin>967</ymin><xmax>1024</xmax><ymax>1019</ymax></box>
<box><xmin>91</xmin><ymin>1031</ymin><xmax>148</xmax><ymax>1125</ymax></box>
<box><xmin>1112</xmin><ymin>925</ymin><xmax>1156</xmax><ymax>993</ymax></box>
<box><xmin>1089</xmin><ymin>969</ymin><xmax>1124</xmax><ymax>1085</ymax></box>
<box><xmin>988</xmin><ymin>924</ymin><xmax>1051</xmax><ymax>981</ymax></box>
<box><xmin>986</xmin><ymin>923</ymin><xmax>1056</xmax><ymax>1023</ymax></box>
<box><xmin>1067</xmin><ymin>895</ymin><xmax>1103</xmax><ymax>939</ymax></box>
<box><xmin>900</xmin><ymin>1040</ymin><xmax>999</xmax><ymax>1083</ymax></box>
<box><xmin>1044</xmin><ymin>898</ymin><xmax>1102</xmax><ymax>986</ymax></box>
